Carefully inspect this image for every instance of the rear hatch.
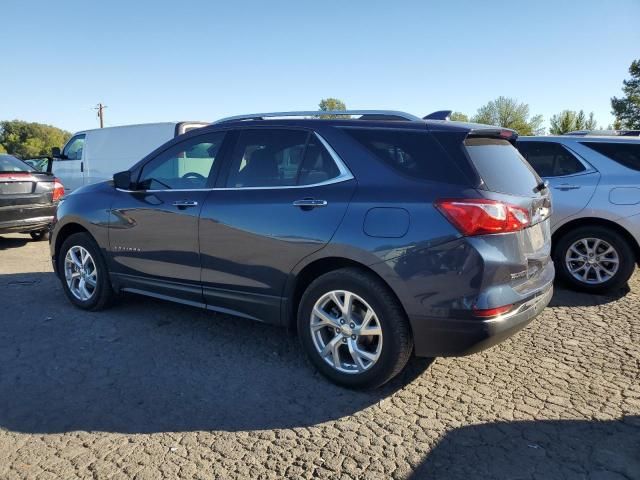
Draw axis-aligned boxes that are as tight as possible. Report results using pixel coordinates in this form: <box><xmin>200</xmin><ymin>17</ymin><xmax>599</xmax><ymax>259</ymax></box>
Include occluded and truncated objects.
<box><xmin>462</xmin><ymin>134</ymin><xmax>552</xmax><ymax>290</ymax></box>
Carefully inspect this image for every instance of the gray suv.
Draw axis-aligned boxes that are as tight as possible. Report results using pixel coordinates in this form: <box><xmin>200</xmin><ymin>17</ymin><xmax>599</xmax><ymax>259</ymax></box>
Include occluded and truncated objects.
<box><xmin>517</xmin><ymin>136</ymin><xmax>640</xmax><ymax>292</ymax></box>
<box><xmin>51</xmin><ymin>111</ymin><xmax>554</xmax><ymax>388</ymax></box>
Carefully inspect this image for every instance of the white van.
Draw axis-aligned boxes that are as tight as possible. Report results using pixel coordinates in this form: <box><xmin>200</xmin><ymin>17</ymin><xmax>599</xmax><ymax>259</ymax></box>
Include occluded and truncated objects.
<box><xmin>54</xmin><ymin>122</ymin><xmax>207</xmax><ymax>191</ymax></box>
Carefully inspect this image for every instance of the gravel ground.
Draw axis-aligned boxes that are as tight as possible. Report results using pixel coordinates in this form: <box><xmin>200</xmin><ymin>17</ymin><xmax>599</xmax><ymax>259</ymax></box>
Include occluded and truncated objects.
<box><xmin>0</xmin><ymin>233</ymin><xmax>638</xmax><ymax>480</ymax></box>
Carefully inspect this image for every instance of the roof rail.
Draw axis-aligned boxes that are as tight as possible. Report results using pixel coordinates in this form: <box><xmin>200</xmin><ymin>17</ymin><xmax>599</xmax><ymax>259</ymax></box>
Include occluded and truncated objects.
<box><xmin>212</xmin><ymin>110</ymin><xmax>423</xmax><ymax>124</ymax></box>
<box><xmin>423</xmin><ymin>110</ymin><xmax>453</xmax><ymax>121</ymax></box>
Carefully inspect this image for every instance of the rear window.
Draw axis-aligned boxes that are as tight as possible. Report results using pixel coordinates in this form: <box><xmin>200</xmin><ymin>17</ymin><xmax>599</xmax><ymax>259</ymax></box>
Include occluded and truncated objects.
<box><xmin>581</xmin><ymin>142</ymin><xmax>640</xmax><ymax>171</ymax></box>
<box><xmin>465</xmin><ymin>138</ymin><xmax>542</xmax><ymax>197</ymax></box>
<box><xmin>342</xmin><ymin>128</ymin><xmax>469</xmax><ymax>184</ymax></box>
<box><xmin>0</xmin><ymin>154</ymin><xmax>33</xmax><ymax>173</ymax></box>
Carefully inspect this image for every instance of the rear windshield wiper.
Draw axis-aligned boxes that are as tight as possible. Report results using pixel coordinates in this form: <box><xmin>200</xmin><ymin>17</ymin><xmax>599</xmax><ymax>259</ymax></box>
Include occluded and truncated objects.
<box><xmin>533</xmin><ymin>180</ymin><xmax>548</xmax><ymax>193</ymax></box>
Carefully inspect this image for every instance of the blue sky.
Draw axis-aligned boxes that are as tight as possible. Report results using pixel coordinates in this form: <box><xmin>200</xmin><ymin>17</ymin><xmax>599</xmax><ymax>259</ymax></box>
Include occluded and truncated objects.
<box><xmin>1</xmin><ymin>0</ymin><xmax>639</xmax><ymax>133</ymax></box>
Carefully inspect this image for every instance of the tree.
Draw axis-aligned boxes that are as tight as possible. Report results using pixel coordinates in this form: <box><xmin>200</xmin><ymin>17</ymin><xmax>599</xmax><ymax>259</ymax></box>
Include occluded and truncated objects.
<box><xmin>0</xmin><ymin>144</ymin><xmax>6</xmax><ymax>154</ymax></box>
<box><xmin>318</xmin><ymin>98</ymin><xmax>347</xmax><ymax>119</ymax></box>
<box><xmin>471</xmin><ymin>96</ymin><xmax>544</xmax><ymax>135</ymax></box>
<box><xmin>611</xmin><ymin>59</ymin><xmax>640</xmax><ymax>129</ymax></box>
<box><xmin>549</xmin><ymin>109</ymin><xmax>598</xmax><ymax>134</ymax></box>
<box><xmin>450</xmin><ymin>111</ymin><xmax>469</xmax><ymax>122</ymax></box>
<box><xmin>0</xmin><ymin>120</ymin><xmax>71</xmax><ymax>158</ymax></box>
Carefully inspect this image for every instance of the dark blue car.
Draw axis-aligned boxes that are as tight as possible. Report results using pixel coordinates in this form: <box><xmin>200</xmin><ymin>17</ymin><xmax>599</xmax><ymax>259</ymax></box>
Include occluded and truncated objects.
<box><xmin>51</xmin><ymin>111</ymin><xmax>554</xmax><ymax>388</ymax></box>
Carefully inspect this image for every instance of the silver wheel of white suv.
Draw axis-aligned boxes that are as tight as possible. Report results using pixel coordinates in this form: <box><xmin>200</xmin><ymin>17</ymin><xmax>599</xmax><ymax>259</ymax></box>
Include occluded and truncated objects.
<box><xmin>565</xmin><ymin>237</ymin><xmax>620</xmax><ymax>285</ymax></box>
<box><xmin>310</xmin><ymin>290</ymin><xmax>383</xmax><ymax>374</ymax></box>
<box><xmin>64</xmin><ymin>245</ymin><xmax>98</xmax><ymax>301</ymax></box>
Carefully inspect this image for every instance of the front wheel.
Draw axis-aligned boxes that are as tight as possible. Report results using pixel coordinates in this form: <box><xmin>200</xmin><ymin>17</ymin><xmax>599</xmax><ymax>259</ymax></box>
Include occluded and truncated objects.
<box><xmin>58</xmin><ymin>232</ymin><xmax>114</xmax><ymax>310</ymax></box>
<box><xmin>297</xmin><ymin>268</ymin><xmax>413</xmax><ymax>389</ymax></box>
<box><xmin>554</xmin><ymin>225</ymin><xmax>635</xmax><ymax>293</ymax></box>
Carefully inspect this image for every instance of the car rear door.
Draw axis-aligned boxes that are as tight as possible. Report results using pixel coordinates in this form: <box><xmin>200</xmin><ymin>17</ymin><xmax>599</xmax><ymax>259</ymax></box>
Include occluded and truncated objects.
<box><xmin>107</xmin><ymin>131</ymin><xmax>229</xmax><ymax>304</ymax></box>
<box><xmin>516</xmin><ymin>141</ymin><xmax>600</xmax><ymax>228</ymax></box>
<box><xmin>198</xmin><ymin>128</ymin><xmax>356</xmax><ymax>324</ymax></box>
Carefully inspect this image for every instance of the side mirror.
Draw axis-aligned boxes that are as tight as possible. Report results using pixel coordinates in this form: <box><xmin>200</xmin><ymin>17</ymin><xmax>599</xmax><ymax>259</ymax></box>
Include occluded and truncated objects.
<box><xmin>113</xmin><ymin>170</ymin><xmax>134</xmax><ymax>190</ymax></box>
<box><xmin>51</xmin><ymin>147</ymin><xmax>61</xmax><ymax>158</ymax></box>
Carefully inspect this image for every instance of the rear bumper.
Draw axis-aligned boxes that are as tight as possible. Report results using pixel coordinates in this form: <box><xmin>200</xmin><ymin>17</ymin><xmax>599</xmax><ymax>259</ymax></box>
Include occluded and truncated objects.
<box><xmin>0</xmin><ymin>215</ymin><xmax>53</xmax><ymax>234</ymax></box>
<box><xmin>411</xmin><ymin>282</ymin><xmax>553</xmax><ymax>357</ymax></box>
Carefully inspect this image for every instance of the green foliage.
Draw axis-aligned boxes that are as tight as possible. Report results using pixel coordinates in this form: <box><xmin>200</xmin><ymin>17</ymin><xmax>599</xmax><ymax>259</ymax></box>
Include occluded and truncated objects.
<box><xmin>450</xmin><ymin>111</ymin><xmax>469</xmax><ymax>122</ymax></box>
<box><xmin>471</xmin><ymin>96</ymin><xmax>544</xmax><ymax>135</ymax></box>
<box><xmin>0</xmin><ymin>120</ymin><xmax>71</xmax><ymax>158</ymax></box>
<box><xmin>318</xmin><ymin>98</ymin><xmax>347</xmax><ymax>119</ymax></box>
<box><xmin>611</xmin><ymin>59</ymin><xmax>640</xmax><ymax>129</ymax></box>
<box><xmin>549</xmin><ymin>109</ymin><xmax>598</xmax><ymax>134</ymax></box>
<box><xmin>0</xmin><ymin>144</ymin><xmax>6</xmax><ymax>154</ymax></box>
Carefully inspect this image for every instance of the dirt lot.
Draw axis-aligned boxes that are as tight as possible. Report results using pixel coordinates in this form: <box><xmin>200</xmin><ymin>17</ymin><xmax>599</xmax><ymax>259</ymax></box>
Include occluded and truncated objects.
<box><xmin>0</xmin><ymin>233</ymin><xmax>638</xmax><ymax>480</ymax></box>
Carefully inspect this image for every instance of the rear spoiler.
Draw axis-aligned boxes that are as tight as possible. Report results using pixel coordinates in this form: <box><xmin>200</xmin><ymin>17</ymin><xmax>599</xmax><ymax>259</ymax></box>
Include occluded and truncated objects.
<box><xmin>466</xmin><ymin>127</ymin><xmax>518</xmax><ymax>145</ymax></box>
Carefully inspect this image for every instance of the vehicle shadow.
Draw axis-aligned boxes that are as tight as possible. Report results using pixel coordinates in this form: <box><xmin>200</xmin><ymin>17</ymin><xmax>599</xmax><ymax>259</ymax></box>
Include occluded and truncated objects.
<box><xmin>549</xmin><ymin>282</ymin><xmax>630</xmax><ymax>307</ymax></box>
<box><xmin>407</xmin><ymin>416</ymin><xmax>640</xmax><ymax>479</ymax></box>
<box><xmin>0</xmin><ymin>271</ymin><xmax>433</xmax><ymax>435</ymax></box>
<box><xmin>0</xmin><ymin>235</ymin><xmax>30</xmax><ymax>250</ymax></box>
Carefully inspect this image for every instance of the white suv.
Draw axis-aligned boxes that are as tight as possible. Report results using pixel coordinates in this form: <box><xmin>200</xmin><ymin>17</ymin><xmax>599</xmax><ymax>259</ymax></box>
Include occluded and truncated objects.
<box><xmin>516</xmin><ymin>136</ymin><xmax>640</xmax><ymax>293</ymax></box>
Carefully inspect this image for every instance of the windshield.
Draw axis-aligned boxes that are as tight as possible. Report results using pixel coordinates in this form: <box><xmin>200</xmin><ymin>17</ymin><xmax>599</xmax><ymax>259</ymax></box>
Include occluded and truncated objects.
<box><xmin>0</xmin><ymin>154</ymin><xmax>34</xmax><ymax>173</ymax></box>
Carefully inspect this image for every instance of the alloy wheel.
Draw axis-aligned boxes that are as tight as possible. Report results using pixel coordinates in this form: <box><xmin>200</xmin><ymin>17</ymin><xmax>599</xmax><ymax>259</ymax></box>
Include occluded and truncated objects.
<box><xmin>64</xmin><ymin>245</ymin><xmax>98</xmax><ymax>301</ymax></box>
<box><xmin>309</xmin><ymin>290</ymin><xmax>383</xmax><ymax>374</ymax></box>
<box><xmin>565</xmin><ymin>237</ymin><xmax>619</xmax><ymax>285</ymax></box>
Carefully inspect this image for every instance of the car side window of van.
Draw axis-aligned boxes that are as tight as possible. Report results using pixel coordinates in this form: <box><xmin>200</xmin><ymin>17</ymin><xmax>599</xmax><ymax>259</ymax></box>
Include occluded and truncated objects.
<box><xmin>138</xmin><ymin>132</ymin><xmax>226</xmax><ymax>190</ymax></box>
<box><xmin>62</xmin><ymin>134</ymin><xmax>86</xmax><ymax>161</ymax></box>
<box><xmin>517</xmin><ymin>141</ymin><xmax>586</xmax><ymax>177</ymax></box>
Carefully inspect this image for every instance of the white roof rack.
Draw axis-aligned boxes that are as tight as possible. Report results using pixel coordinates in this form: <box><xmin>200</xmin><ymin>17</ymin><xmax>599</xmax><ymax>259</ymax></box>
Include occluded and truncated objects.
<box><xmin>213</xmin><ymin>110</ymin><xmax>423</xmax><ymax>124</ymax></box>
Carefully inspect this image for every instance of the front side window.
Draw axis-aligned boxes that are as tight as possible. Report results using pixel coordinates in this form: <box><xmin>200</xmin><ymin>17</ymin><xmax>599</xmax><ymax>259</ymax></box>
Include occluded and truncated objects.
<box><xmin>138</xmin><ymin>132</ymin><xmax>225</xmax><ymax>190</ymax></box>
<box><xmin>517</xmin><ymin>141</ymin><xmax>585</xmax><ymax>177</ymax></box>
<box><xmin>581</xmin><ymin>142</ymin><xmax>640</xmax><ymax>171</ymax></box>
<box><xmin>225</xmin><ymin>129</ymin><xmax>342</xmax><ymax>188</ymax></box>
<box><xmin>62</xmin><ymin>134</ymin><xmax>86</xmax><ymax>160</ymax></box>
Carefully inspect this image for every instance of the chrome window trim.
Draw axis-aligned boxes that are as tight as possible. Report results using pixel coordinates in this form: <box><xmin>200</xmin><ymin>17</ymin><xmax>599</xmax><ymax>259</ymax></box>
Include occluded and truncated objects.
<box><xmin>116</xmin><ymin>132</ymin><xmax>354</xmax><ymax>193</ymax></box>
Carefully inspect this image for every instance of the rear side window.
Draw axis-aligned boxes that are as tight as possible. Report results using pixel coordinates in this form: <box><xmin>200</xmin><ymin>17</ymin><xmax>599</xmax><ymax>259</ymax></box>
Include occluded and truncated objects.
<box><xmin>342</xmin><ymin>128</ymin><xmax>467</xmax><ymax>184</ymax></box>
<box><xmin>225</xmin><ymin>129</ymin><xmax>342</xmax><ymax>188</ymax></box>
<box><xmin>465</xmin><ymin>138</ymin><xmax>542</xmax><ymax>197</ymax></box>
<box><xmin>581</xmin><ymin>142</ymin><xmax>640</xmax><ymax>171</ymax></box>
<box><xmin>517</xmin><ymin>141</ymin><xmax>586</xmax><ymax>177</ymax></box>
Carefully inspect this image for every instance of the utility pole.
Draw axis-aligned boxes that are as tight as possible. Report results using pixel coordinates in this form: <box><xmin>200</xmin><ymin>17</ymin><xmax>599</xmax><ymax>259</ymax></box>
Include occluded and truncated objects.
<box><xmin>94</xmin><ymin>103</ymin><xmax>107</xmax><ymax>128</ymax></box>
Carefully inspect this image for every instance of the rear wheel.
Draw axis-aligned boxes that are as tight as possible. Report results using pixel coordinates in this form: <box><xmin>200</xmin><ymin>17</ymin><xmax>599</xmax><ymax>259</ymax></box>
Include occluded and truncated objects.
<box><xmin>298</xmin><ymin>268</ymin><xmax>413</xmax><ymax>389</ymax></box>
<box><xmin>29</xmin><ymin>230</ymin><xmax>49</xmax><ymax>241</ymax></box>
<box><xmin>554</xmin><ymin>225</ymin><xmax>635</xmax><ymax>293</ymax></box>
<box><xmin>58</xmin><ymin>232</ymin><xmax>114</xmax><ymax>310</ymax></box>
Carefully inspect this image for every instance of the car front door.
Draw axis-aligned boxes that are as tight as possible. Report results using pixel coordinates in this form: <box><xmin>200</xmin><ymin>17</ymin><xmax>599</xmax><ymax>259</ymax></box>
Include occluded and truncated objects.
<box><xmin>108</xmin><ymin>131</ymin><xmax>228</xmax><ymax>304</ymax></box>
<box><xmin>198</xmin><ymin>128</ymin><xmax>356</xmax><ymax>324</ymax></box>
<box><xmin>517</xmin><ymin>141</ymin><xmax>600</xmax><ymax>228</ymax></box>
<box><xmin>53</xmin><ymin>134</ymin><xmax>86</xmax><ymax>192</ymax></box>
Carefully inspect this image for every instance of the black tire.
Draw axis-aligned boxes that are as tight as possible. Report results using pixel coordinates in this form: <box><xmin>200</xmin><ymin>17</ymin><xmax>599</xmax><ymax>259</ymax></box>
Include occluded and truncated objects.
<box><xmin>554</xmin><ymin>225</ymin><xmax>635</xmax><ymax>293</ymax></box>
<box><xmin>57</xmin><ymin>232</ymin><xmax>114</xmax><ymax>310</ymax></box>
<box><xmin>297</xmin><ymin>267</ymin><xmax>413</xmax><ymax>389</ymax></box>
<box><xmin>30</xmin><ymin>230</ymin><xmax>49</xmax><ymax>241</ymax></box>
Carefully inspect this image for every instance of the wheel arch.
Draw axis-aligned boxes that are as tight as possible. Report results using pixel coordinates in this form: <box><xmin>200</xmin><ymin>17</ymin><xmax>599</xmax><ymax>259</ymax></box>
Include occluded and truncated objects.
<box><xmin>552</xmin><ymin>217</ymin><xmax>640</xmax><ymax>263</ymax></box>
<box><xmin>285</xmin><ymin>256</ymin><xmax>409</xmax><ymax>330</ymax></box>
<box><xmin>53</xmin><ymin>222</ymin><xmax>93</xmax><ymax>274</ymax></box>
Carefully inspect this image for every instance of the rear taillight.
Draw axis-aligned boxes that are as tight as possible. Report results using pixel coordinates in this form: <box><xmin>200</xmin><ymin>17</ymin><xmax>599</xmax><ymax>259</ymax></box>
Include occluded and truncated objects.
<box><xmin>435</xmin><ymin>199</ymin><xmax>530</xmax><ymax>236</ymax></box>
<box><xmin>52</xmin><ymin>178</ymin><xmax>65</xmax><ymax>202</ymax></box>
